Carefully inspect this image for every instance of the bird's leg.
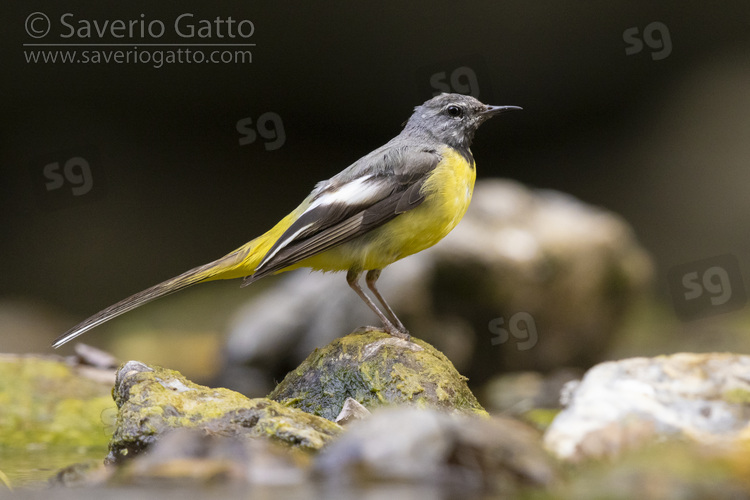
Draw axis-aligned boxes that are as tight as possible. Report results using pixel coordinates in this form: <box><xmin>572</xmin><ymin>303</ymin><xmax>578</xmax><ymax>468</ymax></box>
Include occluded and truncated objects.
<box><xmin>347</xmin><ymin>270</ymin><xmax>409</xmax><ymax>340</ymax></box>
<box><xmin>365</xmin><ymin>269</ymin><xmax>409</xmax><ymax>337</ymax></box>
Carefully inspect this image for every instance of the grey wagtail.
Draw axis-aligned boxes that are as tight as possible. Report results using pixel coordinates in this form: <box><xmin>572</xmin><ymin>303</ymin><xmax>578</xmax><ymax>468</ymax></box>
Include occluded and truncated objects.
<box><xmin>53</xmin><ymin>93</ymin><xmax>521</xmax><ymax>347</ymax></box>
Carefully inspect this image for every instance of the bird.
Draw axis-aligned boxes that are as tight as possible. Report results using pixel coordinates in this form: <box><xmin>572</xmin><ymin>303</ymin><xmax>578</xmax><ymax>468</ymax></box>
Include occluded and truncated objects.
<box><xmin>52</xmin><ymin>93</ymin><xmax>521</xmax><ymax>348</ymax></box>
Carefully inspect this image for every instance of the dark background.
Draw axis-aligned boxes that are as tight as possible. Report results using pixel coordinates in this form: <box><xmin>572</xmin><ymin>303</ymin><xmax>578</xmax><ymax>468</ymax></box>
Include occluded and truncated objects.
<box><xmin>2</xmin><ymin>2</ymin><xmax>750</xmax><ymax>365</ymax></box>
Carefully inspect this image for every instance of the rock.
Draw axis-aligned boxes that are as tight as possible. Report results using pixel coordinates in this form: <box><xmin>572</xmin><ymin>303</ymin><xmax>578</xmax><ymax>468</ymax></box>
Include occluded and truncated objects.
<box><xmin>107</xmin><ymin>361</ymin><xmax>342</xmax><ymax>464</ymax></box>
<box><xmin>544</xmin><ymin>352</ymin><xmax>750</xmax><ymax>462</ymax></box>
<box><xmin>52</xmin><ymin>428</ymin><xmax>311</xmax><ymax>487</ymax></box>
<box><xmin>73</xmin><ymin>343</ymin><xmax>118</xmax><ymax>370</ymax></box>
<box><xmin>315</xmin><ymin>407</ymin><xmax>557</xmax><ymax>494</ymax></box>
<box><xmin>268</xmin><ymin>328</ymin><xmax>487</xmax><ymax>421</ymax></box>
<box><xmin>335</xmin><ymin>397</ymin><xmax>371</xmax><ymax>425</ymax></box>
<box><xmin>0</xmin><ymin>353</ymin><xmax>115</xmax><ymax>450</ymax></box>
<box><xmin>120</xmin><ymin>428</ymin><xmax>310</xmax><ymax>485</ymax></box>
<box><xmin>68</xmin><ymin>344</ymin><xmax>121</xmax><ymax>386</ymax></box>
<box><xmin>50</xmin><ymin>460</ymin><xmax>112</xmax><ymax>488</ymax></box>
<box><xmin>219</xmin><ymin>179</ymin><xmax>653</xmax><ymax>394</ymax></box>
<box><xmin>412</xmin><ymin>180</ymin><xmax>652</xmax><ymax>381</ymax></box>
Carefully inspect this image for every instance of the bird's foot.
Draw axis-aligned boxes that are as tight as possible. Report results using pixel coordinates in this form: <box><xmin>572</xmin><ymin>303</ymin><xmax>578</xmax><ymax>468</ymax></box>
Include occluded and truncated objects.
<box><xmin>384</xmin><ymin>325</ymin><xmax>411</xmax><ymax>341</ymax></box>
<box><xmin>361</xmin><ymin>325</ymin><xmax>411</xmax><ymax>342</ymax></box>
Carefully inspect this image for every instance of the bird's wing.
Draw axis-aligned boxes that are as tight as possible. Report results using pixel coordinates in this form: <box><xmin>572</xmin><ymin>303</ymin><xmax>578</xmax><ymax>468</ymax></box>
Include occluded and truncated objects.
<box><xmin>244</xmin><ymin>146</ymin><xmax>440</xmax><ymax>283</ymax></box>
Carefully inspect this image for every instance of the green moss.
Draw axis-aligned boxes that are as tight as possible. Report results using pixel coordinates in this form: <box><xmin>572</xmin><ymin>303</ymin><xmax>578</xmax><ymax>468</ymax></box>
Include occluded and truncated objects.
<box><xmin>521</xmin><ymin>408</ymin><xmax>561</xmax><ymax>431</ymax></box>
<box><xmin>0</xmin><ymin>355</ymin><xmax>115</xmax><ymax>449</ymax></box>
<box><xmin>269</xmin><ymin>328</ymin><xmax>488</xmax><ymax>421</ymax></box>
<box><xmin>723</xmin><ymin>388</ymin><xmax>750</xmax><ymax>405</ymax></box>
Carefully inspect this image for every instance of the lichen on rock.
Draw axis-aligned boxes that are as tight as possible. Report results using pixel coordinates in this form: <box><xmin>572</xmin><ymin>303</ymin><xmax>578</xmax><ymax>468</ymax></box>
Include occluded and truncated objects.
<box><xmin>107</xmin><ymin>360</ymin><xmax>341</xmax><ymax>464</ymax></box>
<box><xmin>268</xmin><ymin>328</ymin><xmax>488</xmax><ymax>421</ymax></box>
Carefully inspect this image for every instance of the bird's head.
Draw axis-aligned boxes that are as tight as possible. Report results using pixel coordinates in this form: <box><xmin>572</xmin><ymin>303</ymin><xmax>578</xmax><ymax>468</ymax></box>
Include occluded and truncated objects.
<box><xmin>404</xmin><ymin>93</ymin><xmax>521</xmax><ymax>149</ymax></box>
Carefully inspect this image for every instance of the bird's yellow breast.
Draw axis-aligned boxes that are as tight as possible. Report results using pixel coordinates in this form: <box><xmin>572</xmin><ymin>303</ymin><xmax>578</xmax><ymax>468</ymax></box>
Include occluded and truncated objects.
<box><xmin>301</xmin><ymin>146</ymin><xmax>476</xmax><ymax>272</ymax></box>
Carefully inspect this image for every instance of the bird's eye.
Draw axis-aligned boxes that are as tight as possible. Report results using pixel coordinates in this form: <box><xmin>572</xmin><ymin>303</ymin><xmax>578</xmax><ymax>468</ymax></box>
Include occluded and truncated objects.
<box><xmin>446</xmin><ymin>105</ymin><xmax>463</xmax><ymax>118</ymax></box>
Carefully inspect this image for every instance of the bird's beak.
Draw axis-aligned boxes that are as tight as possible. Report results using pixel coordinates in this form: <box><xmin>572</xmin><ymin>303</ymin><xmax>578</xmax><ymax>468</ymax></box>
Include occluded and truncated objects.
<box><xmin>481</xmin><ymin>105</ymin><xmax>523</xmax><ymax>117</ymax></box>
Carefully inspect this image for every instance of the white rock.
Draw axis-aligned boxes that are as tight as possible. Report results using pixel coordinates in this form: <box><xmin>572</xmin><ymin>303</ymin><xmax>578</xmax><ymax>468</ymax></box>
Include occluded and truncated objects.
<box><xmin>544</xmin><ymin>353</ymin><xmax>750</xmax><ymax>461</ymax></box>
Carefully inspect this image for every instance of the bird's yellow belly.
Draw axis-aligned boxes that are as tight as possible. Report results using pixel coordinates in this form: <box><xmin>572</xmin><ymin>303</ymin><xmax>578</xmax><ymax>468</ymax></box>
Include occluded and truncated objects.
<box><xmin>302</xmin><ymin>148</ymin><xmax>476</xmax><ymax>272</ymax></box>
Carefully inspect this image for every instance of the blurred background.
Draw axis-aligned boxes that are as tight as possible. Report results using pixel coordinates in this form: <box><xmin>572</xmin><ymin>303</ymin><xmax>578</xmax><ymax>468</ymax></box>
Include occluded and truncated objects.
<box><xmin>2</xmin><ymin>1</ymin><xmax>750</xmax><ymax>395</ymax></box>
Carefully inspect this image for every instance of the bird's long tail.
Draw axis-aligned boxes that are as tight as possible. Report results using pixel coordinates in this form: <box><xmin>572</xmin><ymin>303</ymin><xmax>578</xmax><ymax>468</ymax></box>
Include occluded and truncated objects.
<box><xmin>52</xmin><ymin>205</ymin><xmax>308</xmax><ymax>348</ymax></box>
<box><xmin>51</xmin><ymin>232</ymin><xmax>280</xmax><ymax>348</ymax></box>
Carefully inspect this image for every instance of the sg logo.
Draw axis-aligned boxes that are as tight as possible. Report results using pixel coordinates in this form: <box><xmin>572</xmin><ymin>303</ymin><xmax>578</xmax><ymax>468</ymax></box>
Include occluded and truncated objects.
<box><xmin>415</xmin><ymin>54</ymin><xmax>494</xmax><ymax>102</ymax></box>
<box><xmin>668</xmin><ymin>254</ymin><xmax>747</xmax><ymax>320</ymax></box>
<box><xmin>236</xmin><ymin>112</ymin><xmax>285</xmax><ymax>151</ymax></box>
<box><xmin>488</xmin><ymin>312</ymin><xmax>538</xmax><ymax>351</ymax></box>
<box><xmin>429</xmin><ymin>66</ymin><xmax>481</xmax><ymax>98</ymax></box>
<box><xmin>623</xmin><ymin>21</ymin><xmax>672</xmax><ymax>61</ymax></box>
<box><xmin>682</xmin><ymin>267</ymin><xmax>733</xmax><ymax>306</ymax></box>
<box><xmin>43</xmin><ymin>156</ymin><xmax>93</xmax><ymax>196</ymax></box>
<box><xmin>32</xmin><ymin>151</ymin><xmax>104</xmax><ymax>211</ymax></box>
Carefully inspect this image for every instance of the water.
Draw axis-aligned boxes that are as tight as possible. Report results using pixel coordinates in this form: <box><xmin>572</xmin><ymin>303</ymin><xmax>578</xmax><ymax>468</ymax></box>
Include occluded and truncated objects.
<box><xmin>0</xmin><ymin>444</ymin><xmax>107</xmax><ymax>490</ymax></box>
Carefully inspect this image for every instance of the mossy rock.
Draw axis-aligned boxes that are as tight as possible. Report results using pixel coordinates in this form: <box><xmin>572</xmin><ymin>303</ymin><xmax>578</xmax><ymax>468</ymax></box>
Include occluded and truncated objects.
<box><xmin>108</xmin><ymin>361</ymin><xmax>342</xmax><ymax>463</ymax></box>
<box><xmin>0</xmin><ymin>354</ymin><xmax>115</xmax><ymax>449</ymax></box>
<box><xmin>268</xmin><ymin>328</ymin><xmax>487</xmax><ymax>421</ymax></box>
